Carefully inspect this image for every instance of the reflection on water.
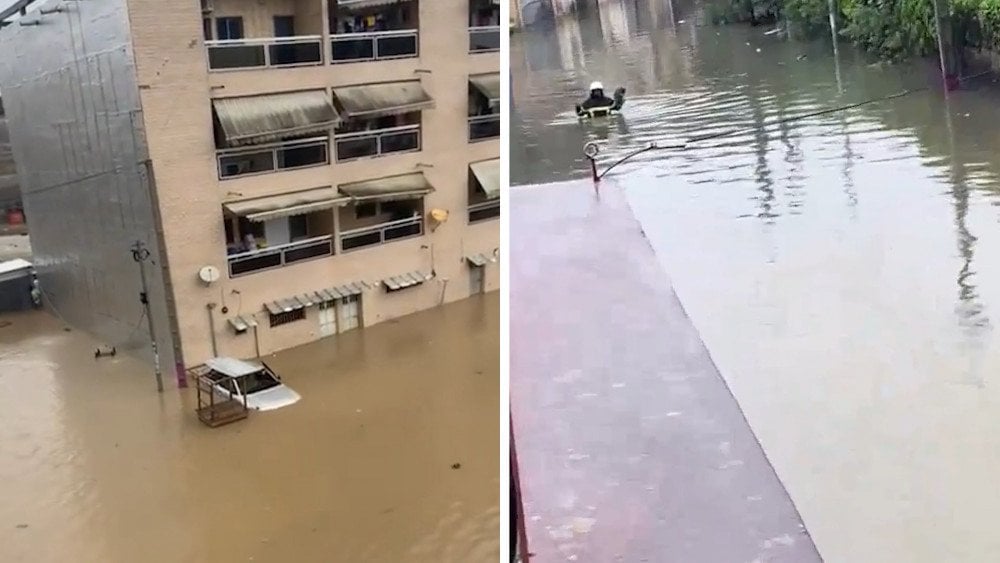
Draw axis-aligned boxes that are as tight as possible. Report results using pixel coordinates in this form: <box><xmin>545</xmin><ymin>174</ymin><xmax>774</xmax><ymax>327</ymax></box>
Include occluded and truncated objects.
<box><xmin>513</xmin><ymin>1</ymin><xmax>1000</xmax><ymax>560</ymax></box>
<box><xmin>0</xmin><ymin>294</ymin><xmax>499</xmax><ymax>563</ymax></box>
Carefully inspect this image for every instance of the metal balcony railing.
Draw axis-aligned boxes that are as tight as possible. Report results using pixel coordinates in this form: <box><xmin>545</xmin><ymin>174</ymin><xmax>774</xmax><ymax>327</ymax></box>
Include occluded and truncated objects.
<box><xmin>340</xmin><ymin>215</ymin><xmax>423</xmax><ymax>251</ymax></box>
<box><xmin>335</xmin><ymin>125</ymin><xmax>420</xmax><ymax>161</ymax></box>
<box><xmin>468</xmin><ymin>200</ymin><xmax>500</xmax><ymax>223</ymax></box>
<box><xmin>468</xmin><ymin>26</ymin><xmax>500</xmax><ymax>53</ymax></box>
<box><xmin>217</xmin><ymin>137</ymin><xmax>329</xmax><ymax>179</ymax></box>
<box><xmin>206</xmin><ymin>36</ymin><xmax>324</xmax><ymax>70</ymax></box>
<box><xmin>228</xmin><ymin>235</ymin><xmax>334</xmax><ymax>277</ymax></box>
<box><xmin>330</xmin><ymin>30</ymin><xmax>419</xmax><ymax>63</ymax></box>
<box><xmin>468</xmin><ymin>114</ymin><xmax>500</xmax><ymax>141</ymax></box>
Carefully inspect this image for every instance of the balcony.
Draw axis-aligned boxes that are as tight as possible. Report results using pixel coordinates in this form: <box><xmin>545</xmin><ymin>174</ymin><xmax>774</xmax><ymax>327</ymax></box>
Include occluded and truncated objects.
<box><xmin>217</xmin><ymin>137</ymin><xmax>329</xmax><ymax>179</ymax></box>
<box><xmin>330</xmin><ymin>30</ymin><xmax>419</xmax><ymax>63</ymax></box>
<box><xmin>206</xmin><ymin>36</ymin><xmax>324</xmax><ymax>71</ymax></box>
<box><xmin>468</xmin><ymin>115</ymin><xmax>500</xmax><ymax>142</ymax></box>
<box><xmin>335</xmin><ymin>124</ymin><xmax>420</xmax><ymax>161</ymax></box>
<box><xmin>340</xmin><ymin>215</ymin><xmax>423</xmax><ymax>251</ymax></box>
<box><xmin>468</xmin><ymin>26</ymin><xmax>500</xmax><ymax>53</ymax></box>
<box><xmin>228</xmin><ymin>235</ymin><xmax>334</xmax><ymax>277</ymax></box>
<box><xmin>468</xmin><ymin>199</ymin><xmax>500</xmax><ymax>223</ymax></box>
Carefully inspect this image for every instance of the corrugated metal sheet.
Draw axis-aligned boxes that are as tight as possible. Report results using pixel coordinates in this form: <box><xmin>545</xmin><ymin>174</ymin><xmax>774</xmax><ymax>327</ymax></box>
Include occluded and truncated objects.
<box><xmin>470</xmin><ymin>158</ymin><xmax>500</xmax><ymax>199</ymax></box>
<box><xmin>338</xmin><ymin>172</ymin><xmax>434</xmax><ymax>203</ymax></box>
<box><xmin>227</xmin><ymin>314</ymin><xmax>258</xmax><ymax>333</ymax></box>
<box><xmin>382</xmin><ymin>271</ymin><xmax>431</xmax><ymax>292</ymax></box>
<box><xmin>213</xmin><ymin>90</ymin><xmax>339</xmax><ymax>147</ymax></box>
<box><xmin>469</xmin><ymin>73</ymin><xmax>501</xmax><ymax>108</ymax></box>
<box><xmin>318</xmin><ymin>281</ymin><xmax>368</xmax><ymax>301</ymax></box>
<box><xmin>466</xmin><ymin>253</ymin><xmax>489</xmax><ymax>267</ymax></box>
<box><xmin>223</xmin><ymin>186</ymin><xmax>348</xmax><ymax>222</ymax></box>
<box><xmin>333</xmin><ymin>81</ymin><xmax>434</xmax><ymax>120</ymax></box>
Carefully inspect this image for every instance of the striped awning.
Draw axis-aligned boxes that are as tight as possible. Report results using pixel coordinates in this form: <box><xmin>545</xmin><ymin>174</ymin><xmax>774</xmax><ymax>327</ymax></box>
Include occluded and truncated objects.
<box><xmin>223</xmin><ymin>186</ymin><xmax>348</xmax><ymax>222</ymax></box>
<box><xmin>332</xmin><ymin>81</ymin><xmax>434</xmax><ymax>120</ymax></box>
<box><xmin>213</xmin><ymin>90</ymin><xmax>339</xmax><ymax>147</ymax></box>
<box><xmin>469</xmin><ymin>73</ymin><xmax>501</xmax><ymax>108</ymax></box>
<box><xmin>264</xmin><ymin>297</ymin><xmax>309</xmax><ymax>316</ymax></box>
<box><xmin>466</xmin><ymin>253</ymin><xmax>490</xmax><ymax>267</ymax></box>
<box><xmin>382</xmin><ymin>271</ymin><xmax>432</xmax><ymax>292</ymax></box>
<box><xmin>338</xmin><ymin>172</ymin><xmax>434</xmax><ymax>203</ymax></box>
<box><xmin>263</xmin><ymin>284</ymin><xmax>367</xmax><ymax>315</ymax></box>
<box><xmin>470</xmin><ymin>158</ymin><xmax>500</xmax><ymax>200</ymax></box>
<box><xmin>227</xmin><ymin>315</ymin><xmax>258</xmax><ymax>333</ymax></box>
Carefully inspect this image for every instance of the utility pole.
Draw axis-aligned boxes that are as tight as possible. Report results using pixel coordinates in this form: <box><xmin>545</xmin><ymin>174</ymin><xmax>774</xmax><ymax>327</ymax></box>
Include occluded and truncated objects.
<box><xmin>932</xmin><ymin>0</ymin><xmax>959</xmax><ymax>91</ymax></box>
<box><xmin>131</xmin><ymin>240</ymin><xmax>163</xmax><ymax>392</ymax></box>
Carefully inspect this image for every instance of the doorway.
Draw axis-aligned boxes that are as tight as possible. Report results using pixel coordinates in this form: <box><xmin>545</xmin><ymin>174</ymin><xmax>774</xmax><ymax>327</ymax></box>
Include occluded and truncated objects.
<box><xmin>318</xmin><ymin>300</ymin><xmax>336</xmax><ymax>337</ymax></box>
<box><xmin>469</xmin><ymin>264</ymin><xmax>486</xmax><ymax>295</ymax></box>
<box><xmin>337</xmin><ymin>294</ymin><xmax>360</xmax><ymax>333</ymax></box>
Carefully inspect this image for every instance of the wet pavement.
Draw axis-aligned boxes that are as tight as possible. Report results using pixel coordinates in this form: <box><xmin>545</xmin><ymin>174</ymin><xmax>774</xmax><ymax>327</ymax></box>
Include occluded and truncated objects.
<box><xmin>0</xmin><ymin>293</ymin><xmax>499</xmax><ymax>563</ymax></box>
<box><xmin>510</xmin><ymin>180</ymin><xmax>820</xmax><ymax>562</ymax></box>
<box><xmin>513</xmin><ymin>1</ymin><xmax>1000</xmax><ymax>561</ymax></box>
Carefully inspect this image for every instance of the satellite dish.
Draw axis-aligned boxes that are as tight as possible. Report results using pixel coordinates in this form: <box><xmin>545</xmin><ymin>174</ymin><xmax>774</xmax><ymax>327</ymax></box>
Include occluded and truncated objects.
<box><xmin>429</xmin><ymin>208</ymin><xmax>449</xmax><ymax>223</ymax></box>
<box><xmin>198</xmin><ymin>265</ymin><xmax>221</xmax><ymax>285</ymax></box>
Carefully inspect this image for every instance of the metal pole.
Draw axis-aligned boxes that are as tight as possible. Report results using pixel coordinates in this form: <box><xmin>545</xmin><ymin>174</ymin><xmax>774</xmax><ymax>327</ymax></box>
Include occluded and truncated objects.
<box><xmin>934</xmin><ymin>0</ymin><xmax>951</xmax><ymax>91</ymax></box>
<box><xmin>132</xmin><ymin>240</ymin><xmax>164</xmax><ymax>392</ymax></box>
<box><xmin>206</xmin><ymin>303</ymin><xmax>218</xmax><ymax>357</ymax></box>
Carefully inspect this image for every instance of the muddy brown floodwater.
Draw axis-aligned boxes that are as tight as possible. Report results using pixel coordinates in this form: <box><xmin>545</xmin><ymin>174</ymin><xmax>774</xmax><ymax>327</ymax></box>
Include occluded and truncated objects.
<box><xmin>514</xmin><ymin>1</ymin><xmax>1000</xmax><ymax>561</ymax></box>
<box><xmin>0</xmin><ymin>293</ymin><xmax>499</xmax><ymax>563</ymax></box>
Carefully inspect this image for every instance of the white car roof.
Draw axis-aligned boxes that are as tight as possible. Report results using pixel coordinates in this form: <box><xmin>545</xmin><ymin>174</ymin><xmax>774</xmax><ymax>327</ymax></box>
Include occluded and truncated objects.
<box><xmin>205</xmin><ymin>356</ymin><xmax>263</xmax><ymax>378</ymax></box>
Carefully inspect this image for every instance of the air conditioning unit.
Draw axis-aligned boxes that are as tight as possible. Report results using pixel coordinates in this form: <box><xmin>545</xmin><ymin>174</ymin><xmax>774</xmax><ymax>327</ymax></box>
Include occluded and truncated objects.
<box><xmin>201</xmin><ymin>0</ymin><xmax>214</xmax><ymax>14</ymax></box>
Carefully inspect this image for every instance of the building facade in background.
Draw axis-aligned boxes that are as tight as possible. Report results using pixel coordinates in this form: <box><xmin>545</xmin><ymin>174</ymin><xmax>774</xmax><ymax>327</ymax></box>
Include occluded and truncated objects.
<box><xmin>0</xmin><ymin>0</ymin><xmax>500</xmax><ymax>371</ymax></box>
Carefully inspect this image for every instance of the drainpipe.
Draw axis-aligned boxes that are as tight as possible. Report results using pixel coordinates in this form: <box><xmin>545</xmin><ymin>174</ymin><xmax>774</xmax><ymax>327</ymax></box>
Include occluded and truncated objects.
<box><xmin>206</xmin><ymin>303</ymin><xmax>218</xmax><ymax>357</ymax></box>
<box><xmin>253</xmin><ymin>324</ymin><xmax>261</xmax><ymax>358</ymax></box>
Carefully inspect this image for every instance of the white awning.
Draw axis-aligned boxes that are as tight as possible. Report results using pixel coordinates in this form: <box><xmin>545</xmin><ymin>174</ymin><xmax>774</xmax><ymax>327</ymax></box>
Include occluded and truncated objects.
<box><xmin>227</xmin><ymin>315</ymin><xmax>258</xmax><ymax>333</ymax></box>
<box><xmin>469</xmin><ymin>73</ymin><xmax>501</xmax><ymax>108</ymax></box>
<box><xmin>223</xmin><ymin>186</ymin><xmax>348</xmax><ymax>222</ymax></box>
<box><xmin>470</xmin><ymin>158</ymin><xmax>500</xmax><ymax>200</ymax></box>
<box><xmin>213</xmin><ymin>90</ymin><xmax>339</xmax><ymax>147</ymax></box>
<box><xmin>337</xmin><ymin>0</ymin><xmax>411</xmax><ymax>9</ymax></box>
<box><xmin>466</xmin><ymin>253</ymin><xmax>491</xmax><ymax>267</ymax></box>
<box><xmin>382</xmin><ymin>271</ymin><xmax>432</xmax><ymax>292</ymax></box>
<box><xmin>333</xmin><ymin>81</ymin><xmax>434</xmax><ymax>120</ymax></box>
<box><xmin>338</xmin><ymin>172</ymin><xmax>434</xmax><ymax>203</ymax></box>
<box><xmin>316</xmin><ymin>282</ymin><xmax>368</xmax><ymax>301</ymax></box>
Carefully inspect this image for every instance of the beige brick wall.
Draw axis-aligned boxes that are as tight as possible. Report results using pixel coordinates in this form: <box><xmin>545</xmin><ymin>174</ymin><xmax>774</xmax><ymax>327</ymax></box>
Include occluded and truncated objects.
<box><xmin>126</xmin><ymin>0</ymin><xmax>500</xmax><ymax>366</ymax></box>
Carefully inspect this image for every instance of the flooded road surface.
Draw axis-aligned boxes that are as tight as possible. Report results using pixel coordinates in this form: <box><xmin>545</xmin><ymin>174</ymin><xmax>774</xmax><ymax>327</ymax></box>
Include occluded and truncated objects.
<box><xmin>514</xmin><ymin>2</ymin><xmax>1000</xmax><ymax>562</ymax></box>
<box><xmin>0</xmin><ymin>294</ymin><xmax>499</xmax><ymax>563</ymax></box>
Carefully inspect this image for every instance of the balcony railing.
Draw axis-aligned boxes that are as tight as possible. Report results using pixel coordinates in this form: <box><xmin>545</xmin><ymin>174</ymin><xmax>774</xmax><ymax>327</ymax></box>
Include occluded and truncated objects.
<box><xmin>335</xmin><ymin>125</ymin><xmax>420</xmax><ymax>161</ymax></box>
<box><xmin>330</xmin><ymin>30</ymin><xmax>419</xmax><ymax>63</ymax></box>
<box><xmin>217</xmin><ymin>137</ymin><xmax>329</xmax><ymax>179</ymax></box>
<box><xmin>340</xmin><ymin>215</ymin><xmax>423</xmax><ymax>251</ymax></box>
<box><xmin>207</xmin><ymin>36</ymin><xmax>324</xmax><ymax>71</ymax></box>
<box><xmin>468</xmin><ymin>26</ymin><xmax>500</xmax><ymax>53</ymax></box>
<box><xmin>228</xmin><ymin>235</ymin><xmax>334</xmax><ymax>277</ymax></box>
<box><xmin>468</xmin><ymin>200</ymin><xmax>500</xmax><ymax>223</ymax></box>
<box><xmin>468</xmin><ymin>114</ymin><xmax>500</xmax><ymax>141</ymax></box>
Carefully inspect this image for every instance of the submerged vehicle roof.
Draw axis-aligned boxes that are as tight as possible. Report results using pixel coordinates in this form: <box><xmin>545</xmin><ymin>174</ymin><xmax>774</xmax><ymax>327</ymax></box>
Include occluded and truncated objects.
<box><xmin>205</xmin><ymin>357</ymin><xmax>264</xmax><ymax>378</ymax></box>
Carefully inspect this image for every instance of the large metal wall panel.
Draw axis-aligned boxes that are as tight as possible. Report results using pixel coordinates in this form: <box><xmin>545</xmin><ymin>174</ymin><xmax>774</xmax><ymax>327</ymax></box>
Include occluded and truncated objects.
<box><xmin>0</xmin><ymin>101</ymin><xmax>19</xmax><ymax>208</ymax></box>
<box><xmin>0</xmin><ymin>0</ymin><xmax>177</xmax><ymax>372</ymax></box>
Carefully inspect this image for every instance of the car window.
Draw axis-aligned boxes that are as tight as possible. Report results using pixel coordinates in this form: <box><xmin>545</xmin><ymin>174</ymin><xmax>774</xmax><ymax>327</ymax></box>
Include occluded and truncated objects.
<box><xmin>242</xmin><ymin>369</ymin><xmax>281</xmax><ymax>395</ymax></box>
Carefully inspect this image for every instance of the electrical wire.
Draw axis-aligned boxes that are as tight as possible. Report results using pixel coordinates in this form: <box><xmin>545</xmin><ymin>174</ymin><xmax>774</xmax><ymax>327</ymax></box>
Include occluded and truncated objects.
<box><xmin>596</xmin><ymin>87</ymin><xmax>928</xmax><ymax>180</ymax></box>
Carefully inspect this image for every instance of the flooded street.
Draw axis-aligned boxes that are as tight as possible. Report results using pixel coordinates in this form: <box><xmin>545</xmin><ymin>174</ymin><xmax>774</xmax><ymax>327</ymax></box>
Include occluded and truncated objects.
<box><xmin>514</xmin><ymin>2</ymin><xmax>1000</xmax><ymax>562</ymax></box>
<box><xmin>0</xmin><ymin>294</ymin><xmax>499</xmax><ymax>563</ymax></box>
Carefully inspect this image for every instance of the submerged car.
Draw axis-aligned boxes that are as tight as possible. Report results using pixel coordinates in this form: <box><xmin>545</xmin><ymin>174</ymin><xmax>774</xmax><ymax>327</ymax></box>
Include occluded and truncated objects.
<box><xmin>203</xmin><ymin>357</ymin><xmax>301</xmax><ymax>411</ymax></box>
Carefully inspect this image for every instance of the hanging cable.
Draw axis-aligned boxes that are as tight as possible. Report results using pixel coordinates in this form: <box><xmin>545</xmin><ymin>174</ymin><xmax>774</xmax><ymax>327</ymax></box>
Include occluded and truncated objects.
<box><xmin>592</xmin><ymin>86</ymin><xmax>929</xmax><ymax>180</ymax></box>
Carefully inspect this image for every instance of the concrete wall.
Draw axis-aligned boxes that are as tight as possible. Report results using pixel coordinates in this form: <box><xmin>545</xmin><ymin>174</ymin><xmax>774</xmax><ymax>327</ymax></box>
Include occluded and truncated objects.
<box><xmin>0</xmin><ymin>0</ymin><xmax>179</xmax><ymax>374</ymax></box>
<box><xmin>127</xmin><ymin>0</ymin><xmax>500</xmax><ymax>366</ymax></box>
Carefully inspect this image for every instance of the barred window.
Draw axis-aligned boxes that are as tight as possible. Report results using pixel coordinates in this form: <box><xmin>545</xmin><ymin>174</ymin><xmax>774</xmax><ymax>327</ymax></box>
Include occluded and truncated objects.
<box><xmin>269</xmin><ymin>308</ymin><xmax>306</xmax><ymax>327</ymax></box>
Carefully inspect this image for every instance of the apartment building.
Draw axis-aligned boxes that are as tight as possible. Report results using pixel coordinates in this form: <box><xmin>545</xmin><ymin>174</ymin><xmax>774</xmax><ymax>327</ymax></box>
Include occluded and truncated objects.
<box><xmin>0</xmin><ymin>0</ymin><xmax>500</xmax><ymax>374</ymax></box>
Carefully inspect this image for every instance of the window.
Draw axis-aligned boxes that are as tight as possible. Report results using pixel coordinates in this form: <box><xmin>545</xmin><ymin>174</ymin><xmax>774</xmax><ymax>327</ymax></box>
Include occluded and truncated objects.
<box><xmin>269</xmin><ymin>308</ymin><xmax>306</xmax><ymax>327</ymax></box>
<box><xmin>289</xmin><ymin>215</ymin><xmax>308</xmax><ymax>241</ymax></box>
<box><xmin>216</xmin><ymin>17</ymin><xmax>244</xmax><ymax>40</ymax></box>
<box><xmin>355</xmin><ymin>202</ymin><xmax>378</xmax><ymax>219</ymax></box>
